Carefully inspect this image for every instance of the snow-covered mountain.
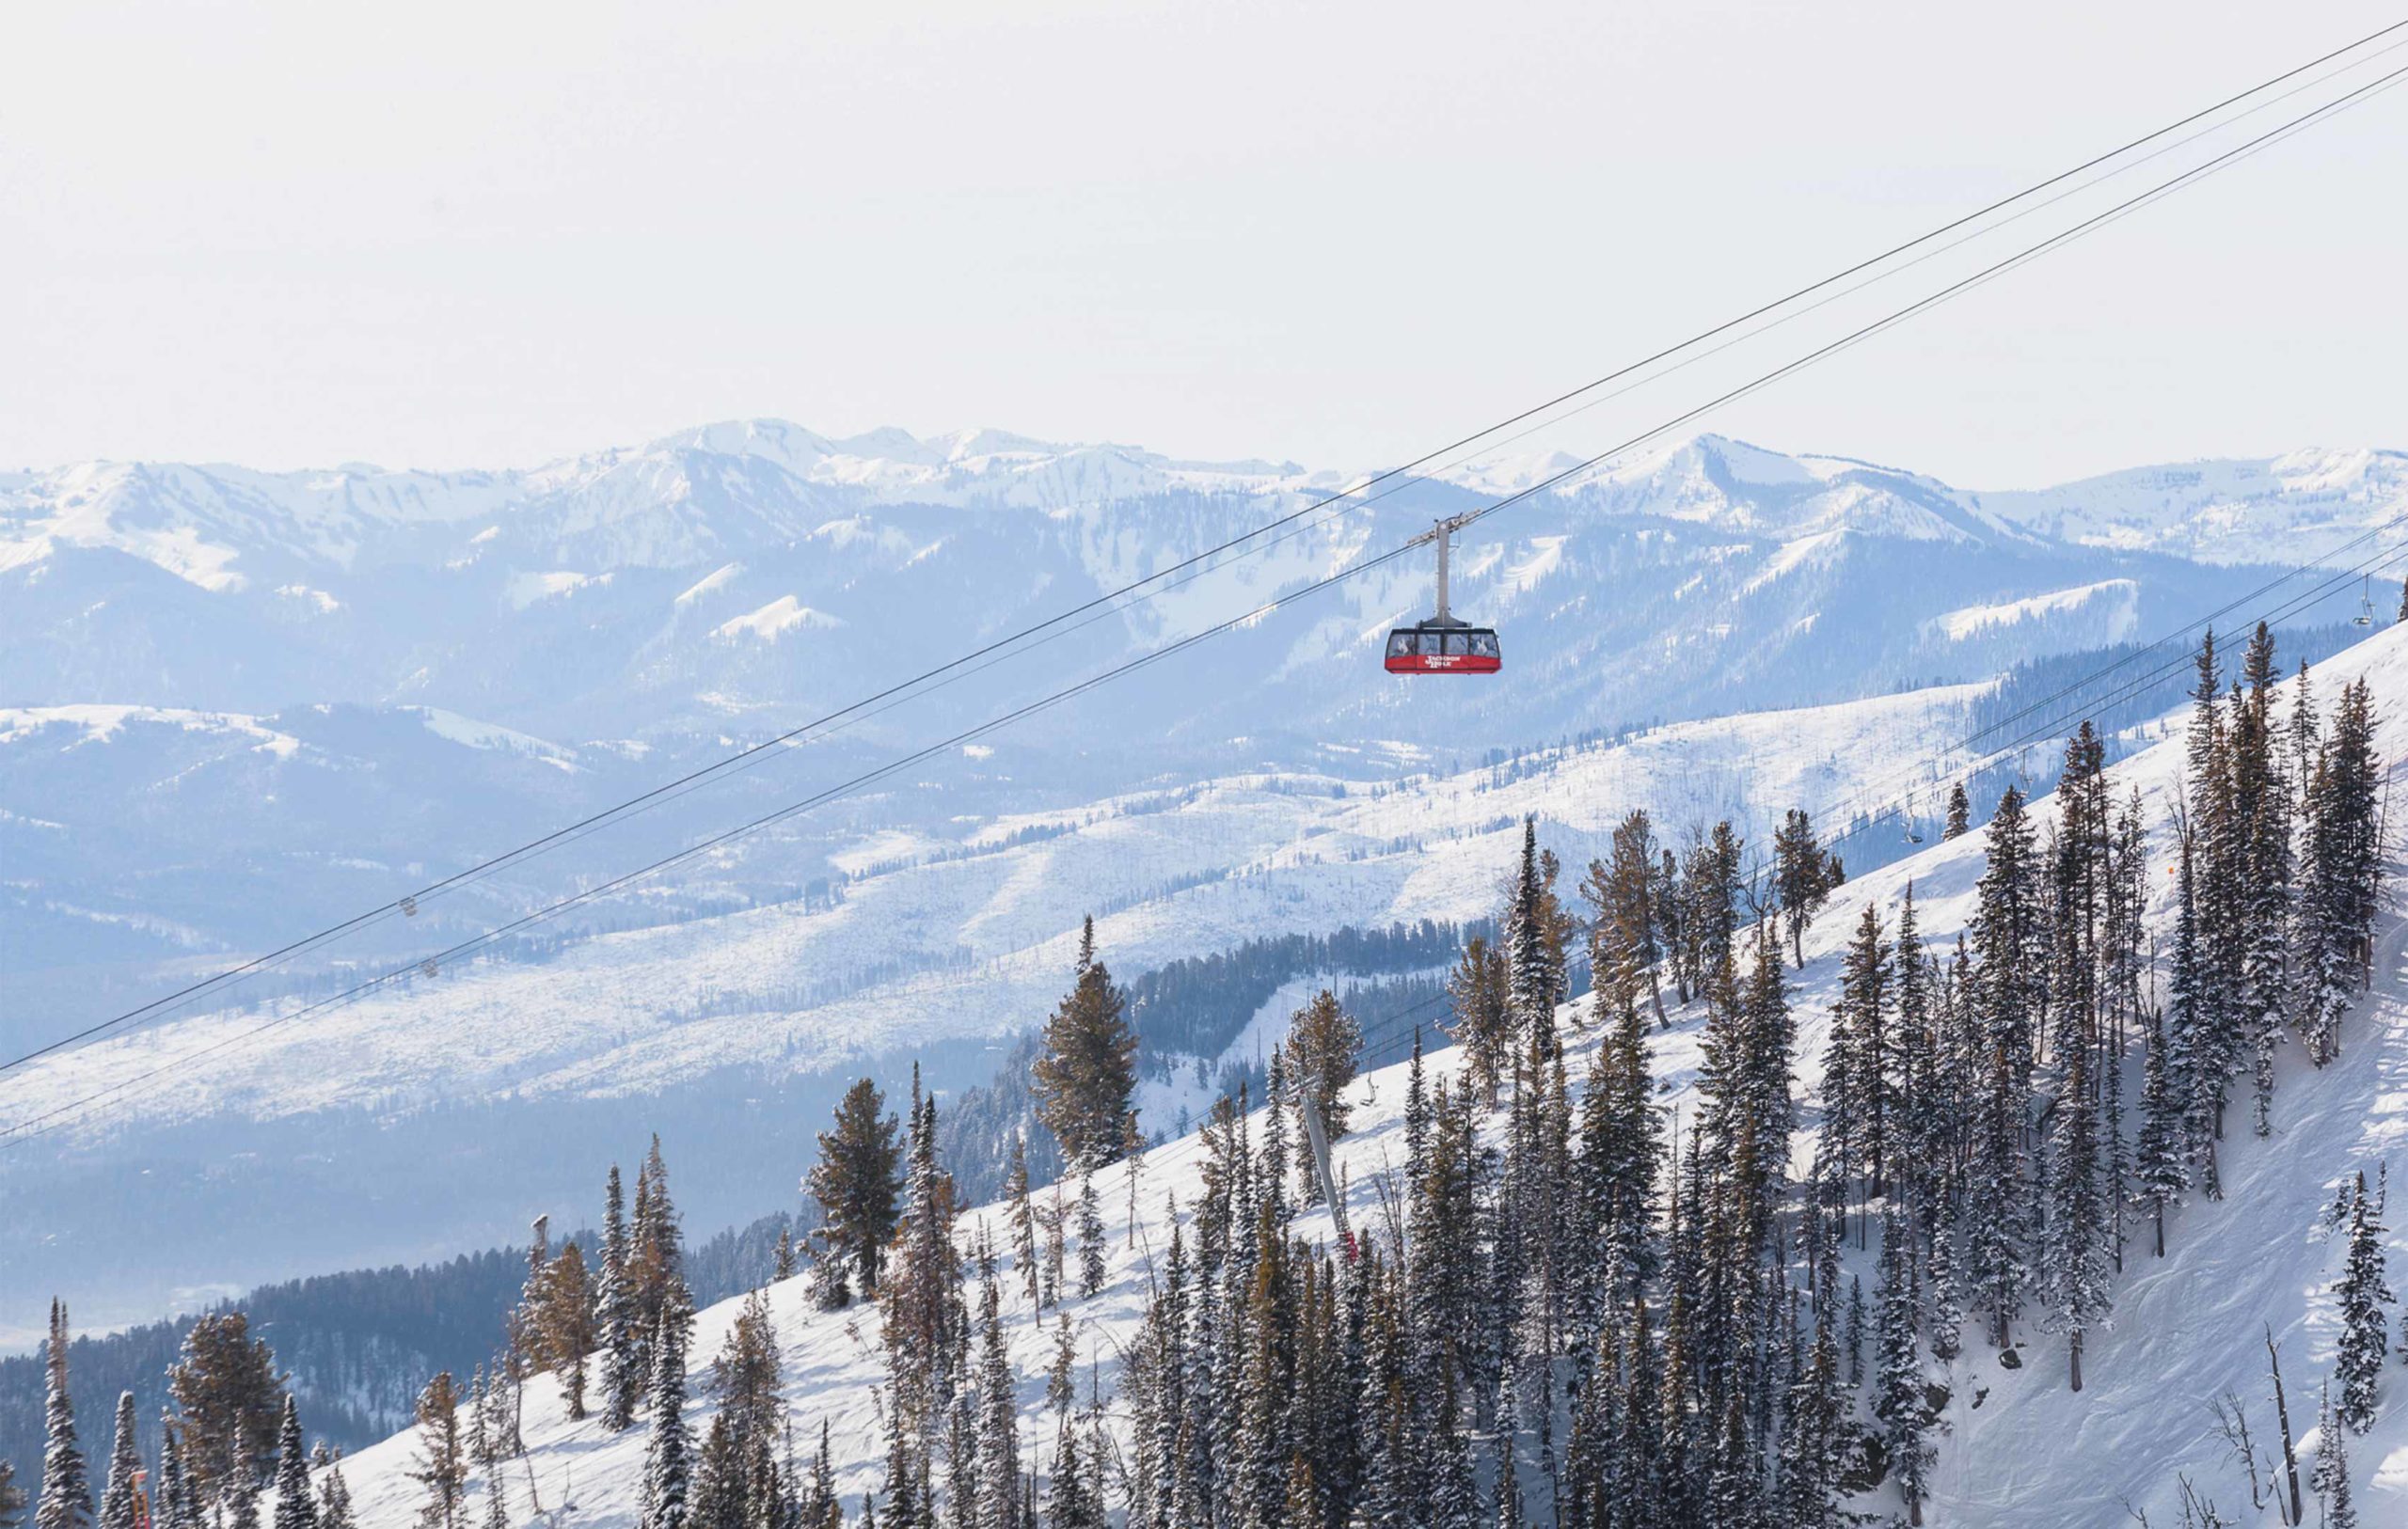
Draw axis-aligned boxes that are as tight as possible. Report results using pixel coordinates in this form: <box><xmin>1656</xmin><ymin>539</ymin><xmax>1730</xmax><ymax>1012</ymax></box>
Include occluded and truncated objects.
<box><xmin>1975</xmin><ymin>445</ymin><xmax>2408</xmax><ymax>566</ymax></box>
<box><xmin>4</xmin><ymin>426</ymin><xmax>2382</xmax><ymax>981</ymax></box>
<box><xmin>303</xmin><ymin>621</ymin><xmax>2408</xmax><ymax>1529</ymax></box>
<box><xmin>3</xmin><ymin>425</ymin><xmax>2373</xmax><ymax>757</ymax></box>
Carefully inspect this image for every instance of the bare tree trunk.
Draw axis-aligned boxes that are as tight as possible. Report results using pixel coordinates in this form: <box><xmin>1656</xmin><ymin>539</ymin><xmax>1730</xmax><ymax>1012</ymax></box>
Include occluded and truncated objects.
<box><xmin>2266</xmin><ymin>1328</ymin><xmax>2303</xmax><ymax>1526</ymax></box>
<box><xmin>2070</xmin><ymin>1329</ymin><xmax>2084</xmax><ymax>1393</ymax></box>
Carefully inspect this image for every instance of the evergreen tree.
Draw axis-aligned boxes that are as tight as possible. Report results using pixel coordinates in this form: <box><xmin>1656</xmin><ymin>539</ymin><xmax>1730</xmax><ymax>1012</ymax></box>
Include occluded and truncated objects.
<box><xmin>2318</xmin><ymin>1380</ymin><xmax>2359</xmax><ymax>1529</ymax></box>
<box><xmin>804</xmin><ymin>1079</ymin><xmax>904</xmax><ymax>1309</ymax></box>
<box><xmin>1771</xmin><ymin>806</ymin><xmax>1841</xmax><ymax>969</ymax></box>
<box><xmin>410</xmin><ymin>1375</ymin><xmax>467</xmax><ymax>1529</ymax></box>
<box><xmin>271</xmin><ymin>1397</ymin><xmax>316</xmax><ymax>1529</ymax></box>
<box><xmin>1503</xmin><ymin>817</ymin><xmax>1569</xmax><ymax>1057</ymax></box>
<box><xmin>1075</xmin><ymin>1174</ymin><xmax>1107</xmax><ymax>1300</ymax></box>
<box><xmin>1032</xmin><ymin>918</ymin><xmax>1140</xmax><ymax>1170</ymax></box>
<box><xmin>1874</xmin><ymin>1206</ymin><xmax>1933</xmax><ymax>1526</ymax></box>
<box><xmin>2300</xmin><ymin>680</ymin><xmax>2383</xmax><ymax>1064</ymax></box>
<box><xmin>974</xmin><ymin>1274</ymin><xmax>1021</xmax><ymax>1529</ymax></box>
<box><xmin>36</xmin><ymin>1302</ymin><xmax>90</xmax><ymax>1529</ymax></box>
<box><xmin>2039</xmin><ymin>1023</ymin><xmax>2111</xmax><ymax>1392</ymax></box>
<box><xmin>1443</xmin><ymin>938</ymin><xmax>1511</xmax><ymax>1105</ymax></box>
<box><xmin>641</xmin><ymin>1288</ymin><xmax>696</xmax><ymax>1529</ymax></box>
<box><xmin>599</xmin><ymin>1165</ymin><xmax>645</xmax><ymax>1431</ymax></box>
<box><xmin>0</xmin><ymin>1462</ymin><xmax>24</xmax><ymax>1529</ymax></box>
<box><xmin>531</xmin><ymin>1242</ymin><xmax>596</xmax><ymax>1421</ymax></box>
<box><xmin>711</xmin><ymin>1289</ymin><xmax>785</xmax><ymax>1455</ymax></box>
<box><xmin>2335</xmin><ymin>1172</ymin><xmax>2393</xmax><ymax>1432</ymax></box>
<box><xmin>315</xmin><ymin>1460</ymin><xmax>352</xmax><ymax>1529</ymax></box>
<box><xmin>1944</xmin><ymin>782</ymin><xmax>1972</xmax><ymax>840</ymax></box>
<box><xmin>153</xmin><ymin>1423</ymin><xmax>192</xmax><ymax>1529</ymax></box>
<box><xmin>1823</xmin><ymin>902</ymin><xmax>1893</xmax><ymax>1211</ymax></box>
<box><xmin>2131</xmin><ymin>1011</ymin><xmax>2189</xmax><ymax>1258</ymax></box>
<box><xmin>1006</xmin><ymin>1137</ymin><xmax>1042</xmax><ymax>1313</ymax></box>
<box><xmin>95</xmin><ymin>1395</ymin><xmax>138</xmax><ymax>1529</ymax></box>
<box><xmin>1583</xmin><ymin>809</ymin><xmax>1667</xmax><ymax>1025</ymax></box>
<box><xmin>1042</xmin><ymin>1425</ymin><xmax>1100</xmax><ymax>1529</ymax></box>
<box><xmin>1286</xmin><ymin>990</ymin><xmax>1364</xmax><ymax>1140</ymax></box>
<box><xmin>687</xmin><ymin>1417</ymin><xmax>742</xmax><ymax>1529</ymax></box>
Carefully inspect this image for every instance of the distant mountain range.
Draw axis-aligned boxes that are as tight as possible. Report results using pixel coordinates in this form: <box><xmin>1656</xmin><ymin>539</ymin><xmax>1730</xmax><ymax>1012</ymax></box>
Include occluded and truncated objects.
<box><xmin>2</xmin><ymin>422</ymin><xmax>2398</xmax><ymax>1331</ymax></box>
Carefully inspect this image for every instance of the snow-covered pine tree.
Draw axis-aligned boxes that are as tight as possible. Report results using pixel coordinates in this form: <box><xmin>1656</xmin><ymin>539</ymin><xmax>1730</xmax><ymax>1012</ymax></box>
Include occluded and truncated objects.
<box><xmin>1039</xmin><ymin>1187</ymin><xmax>1067</xmax><ymax>1312</ymax></box>
<box><xmin>314</xmin><ymin>1458</ymin><xmax>352</xmax><ymax>1529</ymax></box>
<box><xmin>410</xmin><ymin>1374</ymin><xmax>467</xmax><ymax>1529</ymax></box>
<box><xmin>1503</xmin><ymin>817</ymin><xmax>1567</xmax><ymax>1060</ymax></box>
<box><xmin>686</xmin><ymin>1415</ymin><xmax>741</xmax><ymax>1529</ymax></box>
<box><xmin>634</xmin><ymin>1137</ymin><xmax>689</xmax><ymax>1353</ymax></box>
<box><xmin>971</xmin><ymin>1270</ymin><xmax>1020</xmax><ymax>1529</ymax></box>
<box><xmin>2299</xmin><ymin>679</ymin><xmax>2383</xmax><ymax>1064</ymax></box>
<box><xmin>881</xmin><ymin>1076</ymin><xmax>969</xmax><ymax>1476</ymax></box>
<box><xmin>710</xmin><ymin>1289</ymin><xmax>784</xmax><ymax>1462</ymax></box>
<box><xmin>1771</xmin><ymin>806</ymin><xmax>1840</xmax><ymax>969</ymax></box>
<box><xmin>1582</xmin><ymin>809</ymin><xmax>1667</xmax><ymax>1024</ymax></box>
<box><xmin>803</xmin><ymin>1079</ymin><xmax>903</xmax><ymax>1310</ymax></box>
<box><xmin>1686</xmin><ymin>822</ymin><xmax>1746</xmax><ymax>1018</ymax></box>
<box><xmin>598</xmin><ymin>1165</ymin><xmax>644</xmax><ymax>1429</ymax></box>
<box><xmin>1823</xmin><ymin>902</ymin><xmax>1892</xmax><ymax>1221</ymax></box>
<box><xmin>1042</xmin><ymin>1422</ymin><xmax>1100</xmax><ymax>1529</ymax></box>
<box><xmin>1874</xmin><ymin>1205</ymin><xmax>1934</xmax><ymax>1526</ymax></box>
<box><xmin>95</xmin><ymin>1395</ymin><xmax>138</xmax><ymax>1529</ymax></box>
<box><xmin>640</xmin><ymin>1287</ymin><xmax>695</xmax><ymax>1529</ymax></box>
<box><xmin>2334</xmin><ymin>1171</ymin><xmax>2393</xmax><ymax>1432</ymax></box>
<box><xmin>1966</xmin><ymin>788</ymin><xmax>2042</xmax><ymax>1350</ymax></box>
<box><xmin>2132</xmin><ymin>1010</ymin><xmax>2189</xmax><ymax>1258</ymax></box>
<box><xmin>1032</xmin><ymin>917</ymin><xmax>1140</xmax><ymax>1172</ymax></box>
<box><xmin>1006</xmin><ymin>1136</ymin><xmax>1041</xmax><ymax>1313</ymax></box>
<box><xmin>2234</xmin><ymin>627</ymin><xmax>2294</xmax><ymax>1135</ymax></box>
<box><xmin>1944</xmin><ymin>781</ymin><xmax>1972</xmax><ymax>840</ymax></box>
<box><xmin>1286</xmin><ymin>988</ymin><xmax>1364</xmax><ymax>1146</ymax></box>
<box><xmin>37</xmin><ymin>1300</ymin><xmax>91</xmax><ymax>1529</ymax></box>
<box><xmin>0</xmin><ymin>1461</ymin><xmax>24</xmax><ymax>1529</ymax></box>
<box><xmin>2038</xmin><ymin>1023</ymin><xmax>2112</xmax><ymax>1392</ymax></box>
<box><xmin>1075</xmin><ymin>1174</ymin><xmax>1106</xmax><ymax>1300</ymax></box>
<box><xmin>1443</xmin><ymin>937</ymin><xmax>1512</xmax><ymax>1106</ymax></box>
<box><xmin>150</xmin><ymin>1423</ymin><xmax>189</xmax><ymax>1529</ymax></box>
<box><xmin>270</xmin><ymin>1397</ymin><xmax>315</xmax><ymax>1529</ymax></box>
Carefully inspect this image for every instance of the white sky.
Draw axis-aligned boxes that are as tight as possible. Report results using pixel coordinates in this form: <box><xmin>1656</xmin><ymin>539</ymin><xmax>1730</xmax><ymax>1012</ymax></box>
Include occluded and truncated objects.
<box><xmin>3</xmin><ymin>0</ymin><xmax>2403</xmax><ymax>487</ymax></box>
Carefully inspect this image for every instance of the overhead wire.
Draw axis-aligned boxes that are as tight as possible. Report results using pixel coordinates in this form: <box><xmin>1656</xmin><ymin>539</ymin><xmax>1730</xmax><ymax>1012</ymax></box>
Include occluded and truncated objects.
<box><xmin>18</xmin><ymin>18</ymin><xmax>2407</xmax><ymax>1075</ymax></box>
<box><xmin>8</xmin><ymin>47</ymin><xmax>2406</xmax><ymax>1142</ymax></box>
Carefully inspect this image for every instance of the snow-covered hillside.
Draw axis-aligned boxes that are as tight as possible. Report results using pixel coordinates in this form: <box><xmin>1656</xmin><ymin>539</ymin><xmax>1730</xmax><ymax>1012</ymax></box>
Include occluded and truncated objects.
<box><xmin>1977</xmin><ymin>446</ymin><xmax>2408</xmax><ymax>568</ymax></box>
<box><xmin>8</xmin><ymin>680</ymin><xmax>1995</xmax><ymax>1140</ymax></box>
<box><xmin>309</xmin><ymin>623</ymin><xmax>2408</xmax><ymax>1529</ymax></box>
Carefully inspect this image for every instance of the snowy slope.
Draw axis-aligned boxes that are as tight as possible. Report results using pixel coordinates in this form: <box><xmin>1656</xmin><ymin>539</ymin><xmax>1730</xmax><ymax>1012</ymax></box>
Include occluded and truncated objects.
<box><xmin>4</xmin><ymin>682</ymin><xmax>1998</xmax><ymax>1143</ymax></box>
<box><xmin>311</xmin><ymin>623</ymin><xmax>2408</xmax><ymax>1529</ymax></box>
<box><xmin>1977</xmin><ymin>446</ymin><xmax>2408</xmax><ymax>567</ymax></box>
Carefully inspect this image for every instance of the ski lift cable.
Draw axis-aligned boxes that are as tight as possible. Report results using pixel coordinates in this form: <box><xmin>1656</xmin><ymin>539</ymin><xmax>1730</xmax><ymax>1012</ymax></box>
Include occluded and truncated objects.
<box><xmin>1768</xmin><ymin>499</ymin><xmax>2408</xmax><ymax>873</ymax></box>
<box><xmin>1779</xmin><ymin>531</ymin><xmax>2408</xmax><ymax>887</ymax></box>
<box><xmin>1941</xmin><ymin>501</ymin><xmax>2408</xmax><ymax>760</ymax></box>
<box><xmin>1841</xmin><ymin>520</ymin><xmax>2408</xmax><ymax>841</ymax></box>
<box><xmin>1754</xmin><ymin>533</ymin><xmax>2408</xmax><ymax>894</ymax></box>
<box><xmin>13</xmin><ymin>24</ymin><xmax>2401</xmax><ymax>1076</ymax></box>
<box><xmin>7</xmin><ymin>63</ymin><xmax>2402</xmax><ymax>1140</ymax></box>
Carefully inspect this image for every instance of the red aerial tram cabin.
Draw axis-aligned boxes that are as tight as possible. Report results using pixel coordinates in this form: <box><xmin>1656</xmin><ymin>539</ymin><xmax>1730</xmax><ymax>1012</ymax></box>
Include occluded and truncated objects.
<box><xmin>1384</xmin><ymin>623</ymin><xmax>1501</xmax><ymax>673</ymax></box>
<box><xmin>1385</xmin><ymin>514</ymin><xmax>1503</xmax><ymax>675</ymax></box>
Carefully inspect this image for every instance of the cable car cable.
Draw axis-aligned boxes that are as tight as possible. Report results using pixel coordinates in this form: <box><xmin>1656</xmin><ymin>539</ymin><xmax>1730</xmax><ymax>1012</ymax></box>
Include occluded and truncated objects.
<box><xmin>18</xmin><ymin>22</ymin><xmax>2403</xmax><ymax>1074</ymax></box>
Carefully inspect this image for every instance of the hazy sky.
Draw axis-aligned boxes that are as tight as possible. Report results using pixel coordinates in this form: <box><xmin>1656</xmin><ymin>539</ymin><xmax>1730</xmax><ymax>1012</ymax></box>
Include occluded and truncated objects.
<box><xmin>5</xmin><ymin>0</ymin><xmax>2403</xmax><ymax>486</ymax></box>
